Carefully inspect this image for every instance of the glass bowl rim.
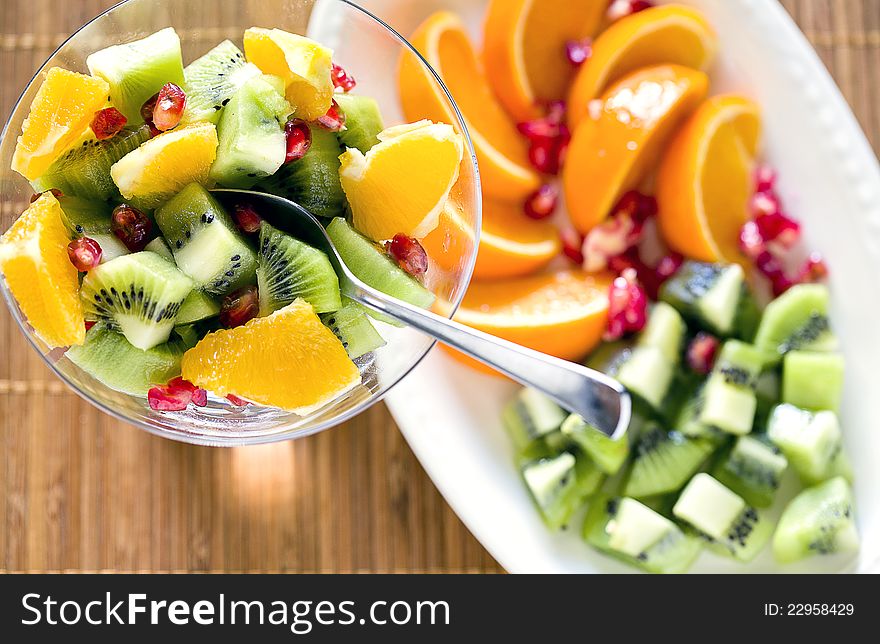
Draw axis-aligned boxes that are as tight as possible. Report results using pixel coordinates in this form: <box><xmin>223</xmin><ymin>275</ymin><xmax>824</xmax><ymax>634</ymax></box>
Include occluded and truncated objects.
<box><xmin>0</xmin><ymin>0</ymin><xmax>483</xmax><ymax>446</ymax></box>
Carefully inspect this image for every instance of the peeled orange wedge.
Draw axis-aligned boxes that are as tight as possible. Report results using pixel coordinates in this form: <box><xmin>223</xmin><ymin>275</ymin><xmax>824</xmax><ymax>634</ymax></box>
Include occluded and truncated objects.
<box><xmin>419</xmin><ymin>200</ymin><xmax>476</xmax><ymax>273</ymax></box>
<box><xmin>443</xmin><ymin>270</ymin><xmax>613</xmax><ymax>374</ymax></box>
<box><xmin>657</xmin><ymin>95</ymin><xmax>761</xmax><ymax>262</ymax></box>
<box><xmin>567</xmin><ymin>4</ymin><xmax>716</xmax><ymax>129</ymax></box>
<box><xmin>243</xmin><ymin>27</ymin><xmax>333</xmax><ymax>120</ymax></box>
<box><xmin>339</xmin><ymin>120</ymin><xmax>464</xmax><ymax>242</ymax></box>
<box><xmin>399</xmin><ymin>11</ymin><xmax>540</xmax><ymax>203</ymax></box>
<box><xmin>181</xmin><ymin>299</ymin><xmax>361</xmax><ymax>414</ymax></box>
<box><xmin>482</xmin><ymin>0</ymin><xmax>606</xmax><ymax>122</ymax></box>
<box><xmin>12</xmin><ymin>67</ymin><xmax>110</xmax><ymax>181</ymax></box>
<box><xmin>0</xmin><ymin>192</ymin><xmax>85</xmax><ymax>348</ymax></box>
<box><xmin>563</xmin><ymin>64</ymin><xmax>708</xmax><ymax>234</ymax></box>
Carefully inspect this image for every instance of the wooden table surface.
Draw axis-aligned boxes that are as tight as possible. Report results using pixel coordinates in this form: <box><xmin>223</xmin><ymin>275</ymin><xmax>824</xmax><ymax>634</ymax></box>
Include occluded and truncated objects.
<box><xmin>1</xmin><ymin>0</ymin><xmax>878</xmax><ymax>573</ymax></box>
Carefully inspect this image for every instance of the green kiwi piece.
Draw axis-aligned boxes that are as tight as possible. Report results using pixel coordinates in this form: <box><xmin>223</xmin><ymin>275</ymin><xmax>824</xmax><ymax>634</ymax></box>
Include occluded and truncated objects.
<box><xmin>713</xmin><ymin>435</ymin><xmax>788</xmax><ymax>508</ymax></box>
<box><xmin>209</xmin><ymin>75</ymin><xmax>291</xmax><ymax>188</ymax></box>
<box><xmin>66</xmin><ymin>322</ymin><xmax>187</xmax><ymax>395</ymax></box>
<box><xmin>154</xmin><ymin>183</ymin><xmax>258</xmax><ymax>295</ymax></box>
<box><xmin>144</xmin><ymin>237</ymin><xmax>174</xmax><ymax>261</ymax></box>
<box><xmin>520</xmin><ymin>452</ymin><xmax>585</xmax><ymax>530</ymax></box>
<box><xmin>767</xmin><ymin>404</ymin><xmax>851</xmax><ymax>484</ymax></box>
<box><xmin>699</xmin><ymin>340</ymin><xmax>764</xmax><ymax>436</ymax></box>
<box><xmin>80</xmin><ymin>251</ymin><xmax>194</xmax><ymax>350</ymax></box>
<box><xmin>176</xmin><ymin>290</ymin><xmax>221</xmax><ymax>326</ymax></box>
<box><xmin>180</xmin><ymin>40</ymin><xmax>262</xmax><ymax>125</ymax></box>
<box><xmin>32</xmin><ymin>125</ymin><xmax>152</xmax><ymax>201</ymax></box>
<box><xmin>86</xmin><ymin>27</ymin><xmax>184</xmax><ymax>123</ymax></box>
<box><xmin>335</xmin><ymin>94</ymin><xmax>384</xmax><ymax>153</ymax></box>
<box><xmin>782</xmin><ymin>350</ymin><xmax>844</xmax><ymax>412</ymax></box>
<box><xmin>256</xmin><ymin>221</ymin><xmax>341</xmax><ymax>315</ymax></box>
<box><xmin>772</xmin><ymin>476</ymin><xmax>859</xmax><ymax>564</ymax></box>
<box><xmin>321</xmin><ymin>301</ymin><xmax>385</xmax><ymax>360</ymax></box>
<box><xmin>560</xmin><ymin>413</ymin><xmax>629</xmax><ymax>475</ymax></box>
<box><xmin>58</xmin><ymin>195</ymin><xmax>129</xmax><ymax>262</ymax></box>
<box><xmin>623</xmin><ymin>424</ymin><xmax>715</xmax><ymax>498</ymax></box>
<box><xmin>502</xmin><ymin>388</ymin><xmax>567</xmax><ymax>457</ymax></box>
<box><xmin>754</xmin><ymin>284</ymin><xmax>838</xmax><ymax>359</ymax></box>
<box><xmin>255</xmin><ymin>124</ymin><xmax>346</xmax><ymax>220</ymax></box>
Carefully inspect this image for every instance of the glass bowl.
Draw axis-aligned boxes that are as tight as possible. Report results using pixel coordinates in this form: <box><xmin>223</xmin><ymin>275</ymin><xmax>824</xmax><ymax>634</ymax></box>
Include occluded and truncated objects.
<box><xmin>0</xmin><ymin>0</ymin><xmax>481</xmax><ymax>446</ymax></box>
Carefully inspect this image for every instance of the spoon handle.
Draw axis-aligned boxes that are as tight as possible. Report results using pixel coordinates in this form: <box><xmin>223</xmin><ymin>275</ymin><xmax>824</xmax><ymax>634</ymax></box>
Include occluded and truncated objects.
<box><xmin>350</xmin><ymin>283</ymin><xmax>631</xmax><ymax>438</ymax></box>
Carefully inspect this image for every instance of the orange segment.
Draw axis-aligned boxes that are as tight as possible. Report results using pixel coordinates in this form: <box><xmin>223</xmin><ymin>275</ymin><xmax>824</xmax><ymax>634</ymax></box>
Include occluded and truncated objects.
<box><xmin>443</xmin><ymin>270</ymin><xmax>612</xmax><ymax>374</ymax></box>
<box><xmin>181</xmin><ymin>299</ymin><xmax>360</xmax><ymax>414</ymax></box>
<box><xmin>12</xmin><ymin>67</ymin><xmax>110</xmax><ymax>181</ymax></box>
<box><xmin>474</xmin><ymin>199</ymin><xmax>560</xmax><ymax>279</ymax></box>
<box><xmin>482</xmin><ymin>0</ymin><xmax>606</xmax><ymax>122</ymax></box>
<box><xmin>563</xmin><ymin>64</ymin><xmax>708</xmax><ymax>234</ymax></box>
<box><xmin>0</xmin><ymin>192</ymin><xmax>85</xmax><ymax>348</ymax></box>
<box><xmin>339</xmin><ymin>120</ymin><xmax>464</xmax><ymax>241</ymax></box>
<box><xmin>657</xmin><ymin>95</ymin><xmax>761</xmax><ymax>262</ymax></box>
<box><xmin>420</xmin><ymin>200</ymin><xmax>476</xmax><ymax>273</ymax></box>
<box><xmin>567</xmin><ymin>4</ymin><xmax>716</xmax><ymax>129</ymax></box>
<box><xmin>399</xmin><ymin>11</ymin><xmax>540</xmax><ymax>202</ymax></box>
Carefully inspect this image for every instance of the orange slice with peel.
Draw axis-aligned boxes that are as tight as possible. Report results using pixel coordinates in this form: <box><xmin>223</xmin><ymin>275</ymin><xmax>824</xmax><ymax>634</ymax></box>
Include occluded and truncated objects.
<box><xmin>657</xmin><ymin>95</ymin><xmax>761</xmax><ymax>262</ymax></box>
<box><xmin>563</xmin><ymin>64</ymin><xmax>708</xmax><ymax>234</ymax></box>
<box><xmin>12</xmin><ymin>67</ymin><xmax>110</xmax><ymax>181</ymax></box>
<box><xmin>399</xmin><ymin>11</ymin><xmax>540</xmax><ymax>203</ymax></box>
<box><xmin>0</xmin><ymin>192</ymin><xmax>85</xmax><ymax>348</ymax></box>
<box><xmin>482</xmin><ymin>0</ymin><xmax>606</xmax><ymax>122</ymax></box>
<box><xmin>339</xmin><ymin>120</ymin><xmax>464</xmax><ymax>242</ymax></box>
<box><xmin>441</xmin><ymin>269</ymin><xmax>613</xmax><ymax>375</ymax></box>
<box><xmin>567</xmin><ymin>4</ymin><xmax>716</xmax><ymax>129</ymax></box>
<box><xmin>181</xmin><ymin>299</ymin><xmax>360</xmax><ymax>414</ymax></box>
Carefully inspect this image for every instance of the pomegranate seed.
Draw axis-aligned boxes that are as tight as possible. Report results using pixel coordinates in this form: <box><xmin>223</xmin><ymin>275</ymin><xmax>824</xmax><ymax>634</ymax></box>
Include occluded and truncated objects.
<box><xmin>755</xmin><ymin>212</ymin><xmax>801</xmax><ymax>249</ymax></box>
<box><xmin>90</xmin><ymin>107</ymin><xmax>127</xmax><ymax>141</ymax></box>
<box><xmin>615</xmin><ymin>190</ymin><xmax>658</xmax><ymax>222</ymax></box>
<box><xmin>565</xmin><ymin>39</ymin><xmax>592</xmax><ymax>66</ymax></box>
<box><xmin>385</xmin><ymin>234</ymin><xmax>428</xmax><ymax>276</ymax></box>
<box><xmin>604</xmin><ymin>268</ymin><xmax>648</xmax><ymax>341</ymax></box>
<box><xmin>141</xmin><ymin>93</ymin><xmax>159</xmax><ymax>122</ymax></box>
<box><xmin>67</xmin><ymin>237</ymin><xmax>103</xmax><ymax>271</ymax></box>
<box><xmin>560</xmin><ymin>228</ymin><xmax>585</xmax><ymax>264</ymax></box>
<box><xmin>528</xmin><ymin>140</ymin><xmax>561</xmax><ymax>174</ymax></box>
<box><xmin>219</xmin><ymin>285</ymin><xmax>260</xmax><ymax>328</ymax></box>
<box><xmin>749</xmin><ymin>191</ymin><xmax>781</xmax><ymax>219</ymax></box>
<box><xmin>520</xmin><ymin>104</ymin><xmax>569</xmax><ymax>175</ymax></box>
<box><xmin>581</xmin><ymin>193</ymin><xmax>654</xmax><ymax>272</ymax></box>
<box><xmin>284</xmin><ymin>118</ymin><xmax>312</xmax><ymax>163</ymax></box>
<box><xmin>31</xmin><ymin>188</ymin><xmax>64</xmax><ymax>203</ymax></box>
<box><xmin>226</xmin><ymin>393</ymin><xmax>250</xmax><ymax>407</ymax></box>
<box><xmin>317</xmin><ymin>99</ymin><xmax>346</xmax><ymax>132</ymax></box>
<box><xmin>148</xmin><ymin>384</ymin><xmax>192</xmax><ymax>411</ymax></box>
<box><xmin>233</xmin><ymin>203</ymin><xmax>263</xmax><ymax>234</ymax></box>
<box><xmin>607</xmin><ymin>0</ymin><xmax>653</xmax><ymax>22</ymax></box>
<box><xmin>687</xmin><ymin>333</ymin><xmax>720</xmax><ymax>375</ymax></box>
<box><xmin>755</xmin><ymin>250</ymin><xmax>793</xmax><ymax>296</ymax></box>
<box><xmin>655</xmin><ymin>252</ymin><xmax>684</xmax><ymax>280</ymax></box>
<box><xmin>545</xmin><ymin>100</ymin><xmax>567</xmax><ymax>123</ymax></box>
<box><xmin>84</xmin><ymin>321</ymin><xmax>96</xmax><ymax>331</ymax></box>
<box><xmin>738</xmin><ymin>220</ymin><xmax>765</xmax><ymax>259</ymax></box>
<box><xmin>754</xmin><ymin>165</ymin><xmax>777</xmax><ymax>193</ymax></box>
<box><xmin>111</xmin><ymin>204</ymin><xmax>152</xmax><ymax>252</ymax></box>
<box><xmin>524</xmin><ymin>184</ymin><xmax>559</xmax><ymax>220</ymax></box>
<box><xmin>517</xmin><ymin>118</ymin><xmax>561</xmax><ymax>142</ymax></box>
<box><xmin>331</xmin><ymin>62</ymin><xmax>357</xmax><ymax>92</ymax></box>
<box><xmin>798</xmin><ymin>252</ymin><xmax>829</xmax><ymax>283</ymax></box>
<box><xmin>167</xmin><ymin>378</ymin><xmax>208</xmax><ymax>408</ymax></box>
<box><xmin>152</xmin><ymin>83</ymin><xmax>186</xmax><ymax>132</ymax></box>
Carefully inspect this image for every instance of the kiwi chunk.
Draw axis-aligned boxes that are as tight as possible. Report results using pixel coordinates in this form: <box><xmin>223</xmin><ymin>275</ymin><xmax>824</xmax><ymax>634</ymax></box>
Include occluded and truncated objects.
<box><xmin>154</xmin><ymin>183</ymin><xmax>258</xmax><ymax>295</ymax></box>
<box><xmin>257</xmin><ymin>222</ymin><xmax>342</xmax><ymax>315</ymax></box>
<box><xmin>699</xmin><ymin>340</ymin><xmax>764</xmax><ymax>435</ymax></box>
<box><xmin>209</xmin><ymin>75</ymin><xmax>290</xmax><ymax>188</ymax></box>
<box><xmin>713</xmin><ymin>435</ymin><xmax>788</xmax><ymax>508</ymax></box>
<box><xmin>66</xmin><ymin>323</ymin><xmax>187</xmax><ymax>396</ymax></box>
<box><xmin>561</xmin><ymin>413</ymin><xmax>629</xmax><ymax>475</ymax></box>
<box><xmin>624</xmin><ymin>425</ymin><xmax>715</xmax><ymax>498</ymax></box>
<box><xmin>144</xmin><ymin>237</ymin><xmax>174</xmax><ymax>261</ymax></box>
<box><xmin>772</xmin><ymin>477</ymin><xmax>859</xmax><ymax>564</ymax></box>
<box><xmin>754</xmin><ymin>284</ymin><xmax>837</xmax><ymax>359</ymax></box>
<box><xmin>176</xmin><ymin>290</ymin><xmax>221</xmax><ymax>326</ymax></box>
<box><xmin>321</xmin><ymin>301</ymin><xmax>385</xmax><ymax>360</ymax></box>
<box><xmin>326</xmin><ymin>217</ymin><xmax>434</xmax><ymax>309</ymax></box>
<box><xmin>782</xmin><ymin>350</ymin><xmax>844</xmax><ymax>412</ymax></box>
<box><xmin>86</xmin><ymin>27</ymin><xmax>184</xmax><ymax>123</ymax></box>
<box><xmin>502</xmin><ymin>388</ymin><xmax>567</xmax><ymax>457</ymax></box>
<box><xmin>767</xmin><ymin>404</ymin><xmax>851</xmax><ymax>484</ymax></box>
<box><xmin>80</xmin><ymin>251</ymin><xmax>194</xmax><ymax>350</ymax></box>
<box><xmin>583</xmin><ymin>496</ymin><xmax>701</xmax><ymax>573</ymax></box>
<box><xmin>33</xmin><ymin>125</ymin><xmax>152</xmax><ymax>201</ymax></box>
<box><xmin>58</xmin><ymin>195</ymin><xmax>129</xmax><ymax>262</ymax></box>
<box><xmin>335</xmin><ymin>94</ymin><xmax>384</xmax><ymax>153</ymax></box>
<box><xmin>180</xmin><ymin>40</ymin><xmax>262</xmax><ymax>126</ymax></box>
<box><xmin>256</xmin><ymin>124</ymin><xmax>346</xmax><ymax>219</ymax></box>
<box><xmin>521</xmin><ymin>452</ymin><xmax>586</xmax><ymax>530</ymax></box>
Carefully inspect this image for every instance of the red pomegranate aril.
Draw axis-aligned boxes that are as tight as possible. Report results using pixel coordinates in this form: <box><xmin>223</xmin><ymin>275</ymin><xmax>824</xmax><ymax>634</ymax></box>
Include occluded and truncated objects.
<box><xmin>687</xmin><ymin>333</ymin><xmax>720</xmax><ymax>375</ymax></box>
<box><xmin>749</xmin><ymin>191</ymin><xmax>781</xmax><ymax>218</ymax></box>
<box><xmin>560</xmin><ymin>228</ymin><xmax>585</xmax><ymax>264</ymax></box>
<box><xmin>219</xmin><ymin>285</ymin><xmax>260</xmax><ymax>328</ymax></box>
<box><xmin>153</xmin><ymin>82</ymin><xmax>187</xmax><ymax>132</ymax></box>
<box><xmin>148</xmin><ymin>384</ymin><xmax>192</xmax><ymax>411</ymax></box>
<box><xmin>67</xmin><ymin>237</ymin><xmax>103</xmax><ymax>271</ymax></box>
<box><xmin>604</xmin><ymin>268</ymin><xmax>648</xmax><ymax>341</ymax></box>
<box><xmin>191</xmin><ymin>387</ymin><xmax>208</xmax><ymax>407</ymax></box>
<box><xmin>226</xmin><ymin>394</ymin><xmax>250</xmax><ymax>407</ymax></box>
<box><xmin>565</xmin><ymin>38</ymin><xmax>592</xmax><ymax>66</ymax></box>
<box><xmin>607</xmin><ymin>0</ymin><xmax>653</xmax><ymax>22</ymax></box>
<box><xmin>655</xmin><ymin>252</ymin><xmax>684</xmax><ymax>280</ymax></box>
<box><xmin>527</xmin><ymin>140</ymin><xmax>560</xmax><ymax>174</ymax></box>
<box><xmin>755</xmin><ymin>250</ymin><xmax>793</xmax><ymax>296</ymax></box>
<box><xmin>141</xmin><ymin>93</ymin><xmax>159</xmax><ymax>122</ymax></box>
<box><xmin>284</xmin><ymin>118</ymin><xmax>312</xmax><ymax>163</ymax></box>
<box><xmin>738</xmin><ymin>220</ymin><xmax>765</xmax><ymax>259</ymax></box>
<box><xmin>524</xmin><ymin>184</ymin><xmax>559</xmax><ymax>220</ymax></box>
<box><xmin>317</xmin><ymin>99</ymin><xmax>346</xmax><ymax>131</ymax></box>
<box><xmin>799</xmin><ymin>252</ymin><xmax>829</xmax><ymax>282</ymax></box>
<box><xmin>754</xmin><ymin>165</ymin><xmax>777</xmax><ymax>193</ymax></box>
<box><xmin>755</xmin><ymin>211</ymin><xmax>801</xmax><ymax>249</ymax></box>
<box><xmin>385</xmin><ymin>234</ymin><xmax>428</xmax><ymax>276</ymax></box>
<box><xmin>331</xmin><ymin>62</ymin><xmax>357</xmax><ymax>92</ymax></box>
<box><xmin>84</xmin><ymin>321</ymin><xmax>96</xmax><ymax>331</ymax></box>
<box><xmin>614</xmin><ymin>190</ymin><xmax>658</xmax><ymax>222</ymax></box>
<box><xmin>233</xmin><ymin>203</ymin><xmax>263</xmax><ymax>234</ymax></box>
<box><xmin>31</xmin><ymin>188</ymin><xmax>64</xmax><ymax>203</ymax></box>
<box><xmin>90</xmin><ymin>107</ymin><xmax>128</xmax><ymax>141</ymax></box>
<box><xmin>517</xmin><ymin>118</ymin><xmax>560</xmax><ymax>142</ymax></box>
<box><xmin>111</xmin><ymin>204</ymin><xmax>152</xmax><ymax>252</ymax></box>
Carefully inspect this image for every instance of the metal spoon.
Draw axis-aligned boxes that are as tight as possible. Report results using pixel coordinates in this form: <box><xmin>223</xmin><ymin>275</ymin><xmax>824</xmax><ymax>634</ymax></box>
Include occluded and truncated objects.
<box><xmin>213</xmin><ymin>190</ymin><xmax>631</xmax><ymax>439</ymax></box>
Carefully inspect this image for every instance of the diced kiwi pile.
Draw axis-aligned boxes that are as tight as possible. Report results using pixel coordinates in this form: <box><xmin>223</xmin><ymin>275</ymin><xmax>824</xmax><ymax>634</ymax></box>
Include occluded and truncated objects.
<box><xmin>504</xmin><ymin>263</ymin><xmax>858</xmax><ymax>572</ymax></box>
<box><xmin>29</xmin><ymin>30</ymin><xmax>432</xmax><ymax>399</ymax></box>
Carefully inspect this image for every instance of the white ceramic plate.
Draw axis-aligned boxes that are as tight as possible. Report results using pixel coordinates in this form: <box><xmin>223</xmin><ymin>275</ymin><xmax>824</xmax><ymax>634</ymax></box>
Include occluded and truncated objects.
<box><xmin>361</xmin><ymin>0</ymin><xmax>880</xmax><ymax>573</ymax></box>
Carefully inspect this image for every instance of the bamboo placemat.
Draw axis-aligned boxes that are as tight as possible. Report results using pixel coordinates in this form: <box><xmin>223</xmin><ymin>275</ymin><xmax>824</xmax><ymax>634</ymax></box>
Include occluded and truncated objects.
<box><xmin>0</xmin><ymin>0</ymin><xmax>877</xmax><ymax>574</ymax></box>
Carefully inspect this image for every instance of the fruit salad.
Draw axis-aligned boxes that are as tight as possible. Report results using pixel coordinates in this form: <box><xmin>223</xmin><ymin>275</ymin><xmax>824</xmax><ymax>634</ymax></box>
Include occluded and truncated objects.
<box><xmin>399</xmin><ymin>1</ymin><xmax>857</xmax><ymax>572</ymax></box>
<box><xmin>0</xmin><ymin>27</ymin><xmax>464</xmax><ymax>414</ymax></box>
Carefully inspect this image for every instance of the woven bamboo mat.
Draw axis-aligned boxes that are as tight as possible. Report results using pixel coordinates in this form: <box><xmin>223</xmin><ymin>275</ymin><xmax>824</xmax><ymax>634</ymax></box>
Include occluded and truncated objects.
<box><xmin>0</xmin><ymin>0</ymin><xmax>877</xmax><ymax>574</ymax></box>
